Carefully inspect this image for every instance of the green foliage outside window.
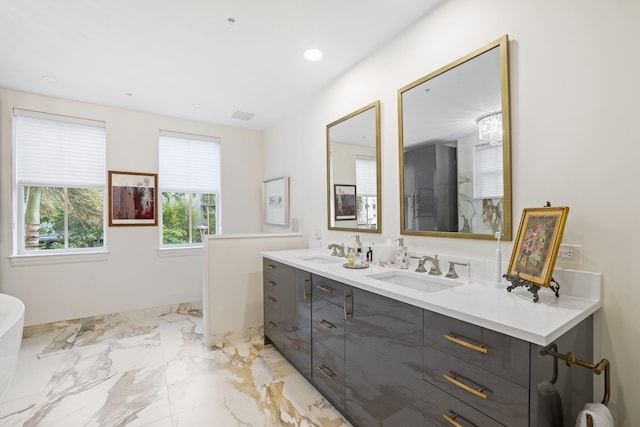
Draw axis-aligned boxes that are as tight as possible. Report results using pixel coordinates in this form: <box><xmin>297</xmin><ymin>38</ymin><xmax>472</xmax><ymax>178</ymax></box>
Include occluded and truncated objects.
<box><xmin>162</xmin><ymin>192</ymin><xmax>216</xmax><ymax>245</ymax></box>
<box><xmin>26</xmin><ymin>186</ymin><xmax>104</xmax><ymax>250</ymax></box>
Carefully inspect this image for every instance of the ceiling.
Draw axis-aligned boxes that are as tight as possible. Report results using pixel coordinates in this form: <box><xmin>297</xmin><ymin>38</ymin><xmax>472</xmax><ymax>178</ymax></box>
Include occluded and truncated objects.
<box><xmin>0</xmin><ymin>0</ymin><xmax>442</xmax><ymax>131</ymax></box>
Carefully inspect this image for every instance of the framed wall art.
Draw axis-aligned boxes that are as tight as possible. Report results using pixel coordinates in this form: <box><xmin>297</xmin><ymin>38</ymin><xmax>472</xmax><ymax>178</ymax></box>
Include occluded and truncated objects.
<box><xmin>507</xmin><ymin>206</ymin><xmax>569</xmax><ymax>287</ymax></box>
<box><xmin>263</xmin><ymin>176</ymin><xmax>289</xmax><ymax>226</ymax></box>
<box><xmin>108</xmin><ymin>171</ymin><xmax>158</xmax><ymax>226</ymax></box>
<box><xmin>334</xmin><ymin>184</ymin><xmax>357</xmax><ymax>221</ymax></box>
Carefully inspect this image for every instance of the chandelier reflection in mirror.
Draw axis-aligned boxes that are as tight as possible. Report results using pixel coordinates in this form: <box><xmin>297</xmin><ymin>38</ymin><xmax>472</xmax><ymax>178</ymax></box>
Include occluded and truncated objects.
<box><xmin>477</xmin><ymin>111</ymin><xmax>503</xmax><ymax>145</ymax></box>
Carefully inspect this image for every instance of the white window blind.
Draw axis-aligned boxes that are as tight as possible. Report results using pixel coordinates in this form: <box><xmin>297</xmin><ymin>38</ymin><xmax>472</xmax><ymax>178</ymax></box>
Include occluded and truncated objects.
<box><xmin>473</xmin><ymin>144</ymin><xmax>503</xmax><ymax>199</ymax></box>
<box><xmin>355</xmin><ymin>156</ymin><xmax>377</xmax><ymax>196</ymax></box>
<box><xmin>159</xmin><ymin>131</ymin><xmax>221</xmax><ymax>193</ymax></box>
<box><xmin>14</xmin><ymin>109</ymin><xmax>106</xmax><ymax>188</ymax></box>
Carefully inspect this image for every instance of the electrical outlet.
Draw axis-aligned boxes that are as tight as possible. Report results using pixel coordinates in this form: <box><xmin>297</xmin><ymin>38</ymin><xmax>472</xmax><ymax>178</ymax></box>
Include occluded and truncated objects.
<box><xmin>558</xmin><ymin>247</ymin><xmax>573</xmax><ymax>259</ymax></box>
<box><xmin>557</xmin><ymin>244</ymin><xmax>583</xmax><ymax>267</ymax></box>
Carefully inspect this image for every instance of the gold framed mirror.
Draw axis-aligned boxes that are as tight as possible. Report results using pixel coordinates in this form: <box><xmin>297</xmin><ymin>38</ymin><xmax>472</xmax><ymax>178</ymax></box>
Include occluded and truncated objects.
<box><xmin>327</xmin><ymin>100</ymin><xmax>381</xmax><ymax>233</ymax></box>
<box><xmin>398</xmin><ymin>35</ymin><xmax>512</xmax><ymax>240</ymax></box>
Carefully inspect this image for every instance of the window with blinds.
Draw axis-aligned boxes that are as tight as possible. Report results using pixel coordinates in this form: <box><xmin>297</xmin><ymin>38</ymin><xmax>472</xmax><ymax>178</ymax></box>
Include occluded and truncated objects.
<box><xmin>355</xmin><ymin>156</ymin><xmax>377</xmax><ymax>227</ymax></box>
<box><xmin>473</xmin><ymin>144</ymin><xmax>503</xmax><ymax>199</ymax></box>
<box><xmin>13</xmin><ymin>109</ymin><xmax>106</xmax><ymax>253</ymax></box>
<box><xmin>158</xmin><ymin>130</ymin><xmax>221</xmax><ymax>245</ymax></box>
<box><xmin>355</xmin><ymin>157</ymin><xmax>377</xmax><ymax>196</ymax></box>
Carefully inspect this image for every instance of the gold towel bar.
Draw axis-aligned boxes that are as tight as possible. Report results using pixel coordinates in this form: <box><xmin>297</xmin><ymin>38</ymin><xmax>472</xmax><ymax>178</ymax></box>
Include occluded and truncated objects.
<box><xmin>540</xmin><ymin>343</ymin><xmax>610</xmax><ymax>406</ymax></box>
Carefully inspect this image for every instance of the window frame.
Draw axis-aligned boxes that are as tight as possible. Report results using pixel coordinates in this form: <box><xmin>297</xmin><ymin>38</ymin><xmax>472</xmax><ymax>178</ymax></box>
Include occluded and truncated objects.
<box><xmin>158</xmin><ymin>130</ymin><xmax>221</xmax><ymax>248</ymax></box>
<box><xmin>12</xmin><ymin>109</ymin><xmax>107</xmax><ymax>256</ymax></box>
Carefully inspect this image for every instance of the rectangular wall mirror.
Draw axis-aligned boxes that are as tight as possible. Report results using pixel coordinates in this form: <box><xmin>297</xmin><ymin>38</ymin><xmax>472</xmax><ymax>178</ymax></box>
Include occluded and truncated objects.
<box><xmin>398</xmin><ymin>35</ymin><xmax>512</xmax><ymax>240</ymax></box>
<box><xmin>327</xmin><ymin>100</ymin><xmax>381</xmax><ymax>233</ymax></box>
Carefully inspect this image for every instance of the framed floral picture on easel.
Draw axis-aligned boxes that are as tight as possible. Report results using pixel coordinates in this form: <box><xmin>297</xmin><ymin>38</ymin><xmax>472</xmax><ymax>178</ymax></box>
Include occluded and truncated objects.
<box><xmin>507</xmin><ymin>206</ymin><xmax>569</xmax><ymax>287</ymax></box>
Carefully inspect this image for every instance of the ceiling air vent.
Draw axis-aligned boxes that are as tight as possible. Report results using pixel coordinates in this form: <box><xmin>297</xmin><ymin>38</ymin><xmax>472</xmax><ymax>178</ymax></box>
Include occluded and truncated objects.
<box><xmin>232</xmin><ymin>110</ymin><xmax>255</xmax><ymax>121</ymax></box>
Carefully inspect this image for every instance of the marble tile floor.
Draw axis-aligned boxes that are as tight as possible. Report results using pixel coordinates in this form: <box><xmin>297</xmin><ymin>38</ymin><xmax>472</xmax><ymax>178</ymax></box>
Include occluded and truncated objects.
<box><xmin>0</xmin><ymin>303</ymin><xmax>351</xmax><ymax>427</ymax></box>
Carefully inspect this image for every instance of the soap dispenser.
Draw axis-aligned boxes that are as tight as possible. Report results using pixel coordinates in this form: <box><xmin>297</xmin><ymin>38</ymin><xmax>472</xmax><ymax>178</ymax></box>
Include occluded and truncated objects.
<box><xmin>395</xmin><ymin>238</ymin><xmax>408</xmax><ymax>269</ymax></box>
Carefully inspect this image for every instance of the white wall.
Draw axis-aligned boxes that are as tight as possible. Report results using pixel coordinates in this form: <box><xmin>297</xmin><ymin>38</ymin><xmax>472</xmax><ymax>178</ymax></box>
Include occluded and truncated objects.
<box><xmin>264</xmin><ymin>0</ymin><xmax>640</xmax><ymax>423</ymax></box>
<box><xmin>0</xmin><ymin>88</ymin><xmax>264</xmax><ymax>326</ymax></box>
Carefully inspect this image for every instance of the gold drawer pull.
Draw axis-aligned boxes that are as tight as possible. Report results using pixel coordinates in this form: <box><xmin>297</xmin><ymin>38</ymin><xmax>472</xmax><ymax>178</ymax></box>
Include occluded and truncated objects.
<box><xmin>317</xmin><ymin>319</ymin><xmax>336</xmax><ymax>330</ymax></box>
<box><xmin>315</xmin><ymin>284</ymin><xmax>334</xmax><ymax>294</ymax></box>
<box><xmin>266</xmin><ymin>297</ymin><xmax>277</xmax><ymax>304</ymax></box>
<box><xmin>267</xmin><ymin>280</ymin><xmax>277</xmax><ymax>287</ymax></box>
<box><xmin>443</xmin><ymin>373</ymin><xmax>488</xmax><ymax>400</ymax></box>
<box><xmin>303</xmin><ymin>276</ymin><xmax>311</xmax><ymax>300</ymax></box>
<box><xmin>265</xmin><ymin>264</ymin><xmax>276</xmax><ymax>270</ymax></box>
<box><xmin>343</xmin><ymin>291</ymin><xmax>352</xmax><ymax>319</ymax></box>
<box><xmin>442</xmin><ymin>411</ymin><xmax>478</xmax><ymax>427</ymax></box>
<box><xmin>443</xmin><ymin>334</ymin><xmax>488</xmax><ymax>354</ymax></box>
<box><xmin>317</xmin><ymin>365</ymin><xmax>336</xmax><ymax>380</ymax></box>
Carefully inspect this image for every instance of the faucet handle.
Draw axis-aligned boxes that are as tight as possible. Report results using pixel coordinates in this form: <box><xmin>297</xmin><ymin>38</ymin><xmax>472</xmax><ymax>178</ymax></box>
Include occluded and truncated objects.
<box><xmin>445</xmin><ymin>261</ymin><xmax>469</xmax><ymax>280</ymax></box>
<box><xmin>445</xmin><ymin>262</ymin><xmax>459</xmax><ymax>279</ymax></box>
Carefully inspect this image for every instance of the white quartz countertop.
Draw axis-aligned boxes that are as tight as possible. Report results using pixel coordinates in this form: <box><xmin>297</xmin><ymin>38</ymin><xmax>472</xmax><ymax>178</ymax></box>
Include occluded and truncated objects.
<box><xmin>262</xmin><ymin>249</ymin><xmax>602</xmax><ymax>346</ymax></box>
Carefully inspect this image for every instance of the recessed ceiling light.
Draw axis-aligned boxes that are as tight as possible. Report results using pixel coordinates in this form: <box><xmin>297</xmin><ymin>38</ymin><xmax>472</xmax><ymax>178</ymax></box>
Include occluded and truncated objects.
<box><xmin>192</xmin><ymin>103</ymin><xmax>202</xmax><ymax>109</ymax></box>
<box><xmin>303</xmin><ymin>48</ymin><xmax>323</xmax><ymax>62</ymax></box>
<box><xmin>227</xmin><ymin>17</ymin><xmax>236</xmax><ymax>24</ymax></box>
<box><xmin>42</xmin><ymin>75</ymin><xmax>57</xmax><ymax>82</ymax></box>
<box><xmin>125</xmin><ymin>92</ymin><xmax>133</xmax><ymax>97</ymax></box>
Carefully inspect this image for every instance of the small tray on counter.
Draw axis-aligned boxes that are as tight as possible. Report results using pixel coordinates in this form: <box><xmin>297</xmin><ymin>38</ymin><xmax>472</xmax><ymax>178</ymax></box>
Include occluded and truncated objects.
<box><xmin>343</xmin><ymin>263</ymin><xmax>370</xmax><ymax>269</ymax></box>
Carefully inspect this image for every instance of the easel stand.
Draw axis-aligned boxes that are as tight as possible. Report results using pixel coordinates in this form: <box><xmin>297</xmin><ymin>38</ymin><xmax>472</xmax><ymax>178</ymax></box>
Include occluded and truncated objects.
<box><xmin>504</xmin><ymin>273</ymin><xmax>560</xmax><ymax>303</ymax></box>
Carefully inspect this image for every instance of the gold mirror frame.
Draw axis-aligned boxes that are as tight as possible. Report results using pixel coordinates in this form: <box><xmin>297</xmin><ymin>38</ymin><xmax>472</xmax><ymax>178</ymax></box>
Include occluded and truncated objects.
<box><xmin>398</xmin><ymin>35</ymin><xmax>512</xmax><ymax>240</ymax></box>
<box><xmin>327</xmin><ymin>100</ymin><xmax>382</xmax><ymax>233</ymax></box>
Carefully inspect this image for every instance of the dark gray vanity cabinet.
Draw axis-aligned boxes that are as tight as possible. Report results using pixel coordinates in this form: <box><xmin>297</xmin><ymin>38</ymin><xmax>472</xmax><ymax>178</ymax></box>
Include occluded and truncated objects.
<box><xmin>420</xmin><ymin>310</ymin><xmax>594</xmax><ymax>427</ymax></box>
<box><xmin>311</xmin><ymin>275</ymin><xmax>351</xmax><ymax>411</ymax></box>
<box><xmin>263</xmin><ymin>258</ymin><xmax>295</xmax><ymax>350</ymax></box>
<box><xmin>421</xmin><ymin>310</ymin><xmax>530</xmax><ymax>426</ymax></box>
<box><xmin>263</xmin><ymin>259</ymin><xmax>312</xmax><ymax>378</ymax></box>
<box><xmin>345</xmin><ymin>287</ymin><xmax>424</xmax><ymax>426</ymax></box>
<box><xmin>288</xmin><ymin>269</ymin><xmax>312</xmax><ymax>378</ymax></box>
<box><xmin>263</xmin><ymin>260</ymin><xmax>595</xmax><ymax>427</ymax></box>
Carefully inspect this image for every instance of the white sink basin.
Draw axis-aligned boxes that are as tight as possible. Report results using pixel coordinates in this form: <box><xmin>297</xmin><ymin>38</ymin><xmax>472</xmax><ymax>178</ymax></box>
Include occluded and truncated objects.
<box><xmin>367</xmin><ymin>271</ymin><xmax>461</xmax><ymax>293</ymax></box>
<box><xmin>297</xmin><ymin>255</ymin><xmax>344</xmax><ymax>264</ymax></box>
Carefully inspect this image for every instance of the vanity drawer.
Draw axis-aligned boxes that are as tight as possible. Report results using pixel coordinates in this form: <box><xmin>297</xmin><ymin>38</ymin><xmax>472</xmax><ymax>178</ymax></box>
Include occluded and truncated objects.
<box><xmin>264</xmin><ymin>306</ymin><xmax>287</xmax><ymax>348</ymax></box>
<box><xmin>312</xmin><ymin>298</ymin><xmax>345</xmax><ymax>359</ymax></box>
<box><xmin>423</xmin><ymin>346</ymin><xmax>528</xmax><ymax>426</ymax></box>
<box><xmin>312</xmin><ymin>341</ymin><xmax>345</xmax><ymax>408</ymax></box>
<box><xmin>312</xmin><ymin>275</ymin><xmax>352</xmax><ymax>307</ymax></box>
<box><xmin>263</xmin><ymin>258</ymin><xmax>294</xmax><ymax>282</ymax></box>
<box><xmin>263</xmin><ymin>281</ymin><xmax>294</xmax><ymax>314</ymax></box>
<box><xmin>416</xmin><ymin>378</ymin><xmax>504</xmax><ymax>427</ymax></box>
<box><xmin>424</xmin><ymin>310</ymin><xmax>530</xmax><ymax>387</ymax></box>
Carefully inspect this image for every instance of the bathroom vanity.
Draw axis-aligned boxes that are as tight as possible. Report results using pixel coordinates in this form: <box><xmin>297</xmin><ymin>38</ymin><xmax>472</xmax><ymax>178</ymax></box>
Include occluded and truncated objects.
<box><xmin>262</xmin><ymin>249</ymin><xmax>601</xmax><ymax>427</ymax></box>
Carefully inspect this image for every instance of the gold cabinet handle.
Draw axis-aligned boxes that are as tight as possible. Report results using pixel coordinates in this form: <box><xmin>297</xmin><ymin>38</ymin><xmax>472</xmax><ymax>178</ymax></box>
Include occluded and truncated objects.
<box><xmin>317</xmin><ymin>365</ymin><xmax>336</xmax><ymax>380</ymax></box>
<box><xmin>267</xmin><ymin>280</ymin><xmax>277</xmax><ymax>287</ymax></box>
<box><xmin>442</xmin><ymin>411</ymin><xmax>478</xmax><ymax>427</ymax></box>
<box><xmin>443</xmin><ymin>372</ymin><xmax>488</xmax><ymax>399</ymax></box>
<box><xmin>316</xmin><ymin>319</ymin><xmax>336</xmax><ymax>330</ymax></box>
<box><xmin>266</xmin><ymin>297</ymin><xmax>277</xmax><ymax>304</ymax></box>
<box><xmin>443</xmin><ymin>334</ymin><xmax>488</xmax><ymax>354</ymax></box>
<box><xmin>303</xmin><ymin>276</ymin><xmax>310</xmax><ymax>300</ymax></box>
<box><xmin>266</xmin><ymin>264</ymin><xmax>276</xmax><ymax>270</ymax></box>
<box><xmin>315</xmin><ymin>284</ymin><xmax>334</xmax><ymax>294</ymax></box>
<box><xmin>343</xmin><ymin>291</ymin><xmax>352</xmax><ymax>319</ymax></box>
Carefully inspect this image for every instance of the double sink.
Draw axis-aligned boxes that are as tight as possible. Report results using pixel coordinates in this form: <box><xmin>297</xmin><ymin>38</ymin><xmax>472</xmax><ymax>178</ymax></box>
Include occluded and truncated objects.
<box><xmin>296</xmin><ymin>255</ymin><xmax>462</xmax><ymax>293</ymax></box>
